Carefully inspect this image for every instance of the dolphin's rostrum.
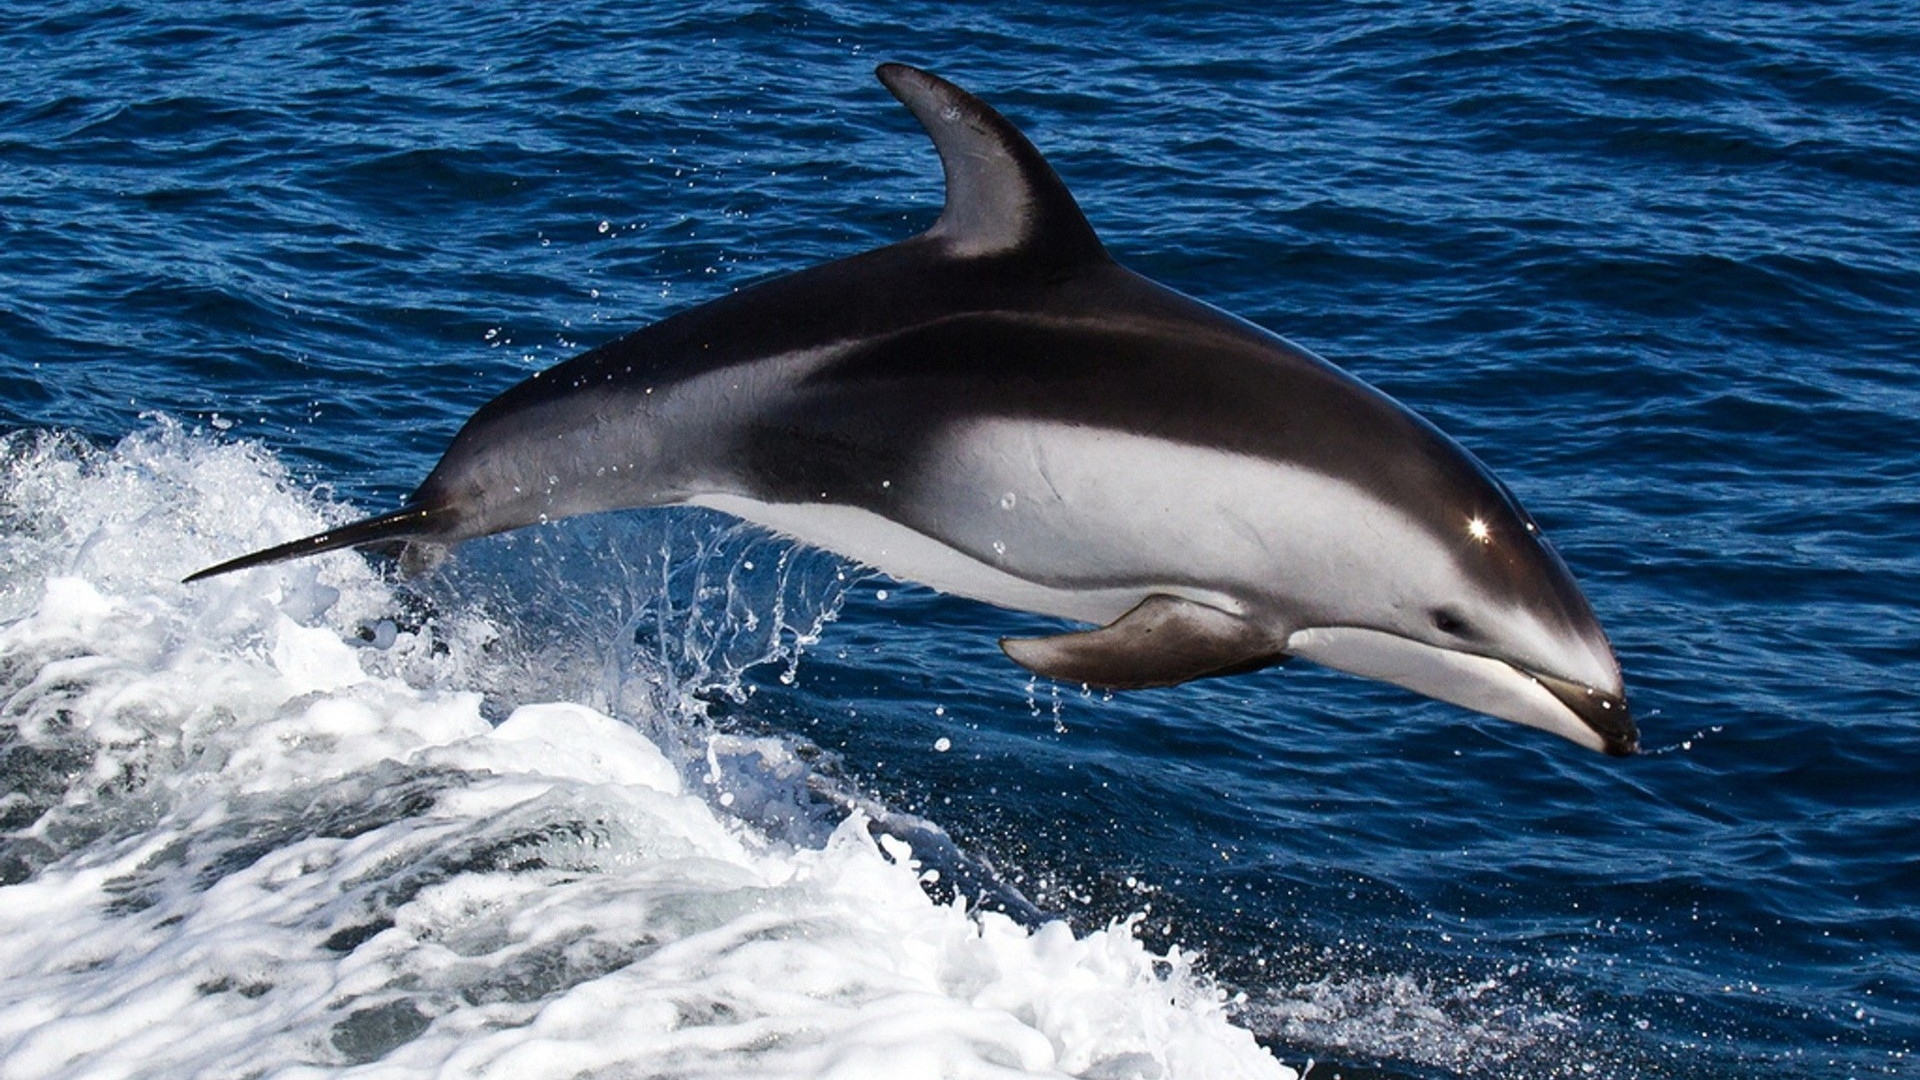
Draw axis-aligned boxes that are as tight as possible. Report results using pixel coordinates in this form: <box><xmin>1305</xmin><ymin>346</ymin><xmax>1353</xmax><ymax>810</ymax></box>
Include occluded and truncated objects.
<box><xmin>191</xmin><ymin>64</ymin><xmax>1637</xmax><ymax>757</ymax></box>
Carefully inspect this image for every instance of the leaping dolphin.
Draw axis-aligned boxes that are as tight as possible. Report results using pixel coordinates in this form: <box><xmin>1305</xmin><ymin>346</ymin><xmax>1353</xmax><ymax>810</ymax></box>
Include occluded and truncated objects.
<box><xmin>190</xmin><ymin>63</ymin><xmax>1637</xmax><ymax>756</ymax></box>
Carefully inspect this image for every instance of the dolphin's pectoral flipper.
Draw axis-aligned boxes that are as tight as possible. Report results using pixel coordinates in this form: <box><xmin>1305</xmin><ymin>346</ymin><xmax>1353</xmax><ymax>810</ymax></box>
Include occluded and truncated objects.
<box><xmin>1000</xmin><ymin>594</ymin><xmax>1286</xmax><ymax>690</ymax></box>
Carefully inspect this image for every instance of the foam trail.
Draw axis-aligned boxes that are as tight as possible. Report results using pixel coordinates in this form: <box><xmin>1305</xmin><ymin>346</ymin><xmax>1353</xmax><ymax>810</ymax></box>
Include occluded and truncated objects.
<box><xmin>0</xmin><ymin>421</ymin><xmax>1294</xmax><ymax>1079</ymax></box>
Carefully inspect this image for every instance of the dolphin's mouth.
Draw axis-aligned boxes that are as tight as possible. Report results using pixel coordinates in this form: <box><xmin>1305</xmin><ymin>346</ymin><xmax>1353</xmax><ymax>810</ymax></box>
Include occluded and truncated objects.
<box><xmin>1528</xmin><ymin>670</ymin><xmax>1637</xmax><ymax>756</ymax></box>
<box><xmin>1282</xmin><ymin>625</ymin><xmax>1637</xmax><ymax>756</ymax></box>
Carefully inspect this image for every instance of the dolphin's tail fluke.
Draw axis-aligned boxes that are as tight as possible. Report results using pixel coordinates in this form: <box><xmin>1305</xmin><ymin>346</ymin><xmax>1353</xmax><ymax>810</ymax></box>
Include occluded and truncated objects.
<box><xmin>185</xmin><ymin>503</ymin><xmax>451</xmax><ymax>583</ymax></box>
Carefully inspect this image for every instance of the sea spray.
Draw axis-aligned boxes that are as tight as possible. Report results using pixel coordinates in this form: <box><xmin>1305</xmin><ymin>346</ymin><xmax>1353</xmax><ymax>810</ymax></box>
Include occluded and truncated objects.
<box><xmin>0</xmin><ymin>422</ymin><xmax>1293</xmax><ymax>1079</ymax></box>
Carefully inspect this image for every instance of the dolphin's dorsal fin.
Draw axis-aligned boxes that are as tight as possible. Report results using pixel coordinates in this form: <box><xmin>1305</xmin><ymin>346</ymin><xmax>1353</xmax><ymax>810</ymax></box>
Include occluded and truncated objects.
<box><xmin>876</xmin><ymin>63</ymin><xmax>1106</xmax><ymax>264</ymax></box>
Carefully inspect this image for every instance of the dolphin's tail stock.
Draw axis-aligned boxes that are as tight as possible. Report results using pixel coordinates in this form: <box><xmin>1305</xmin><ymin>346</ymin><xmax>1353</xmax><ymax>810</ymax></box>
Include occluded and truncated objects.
<box><xmin>185</xmin><ymin>503</ymin><xmax>454</xmax><ymax>583</ymax></box>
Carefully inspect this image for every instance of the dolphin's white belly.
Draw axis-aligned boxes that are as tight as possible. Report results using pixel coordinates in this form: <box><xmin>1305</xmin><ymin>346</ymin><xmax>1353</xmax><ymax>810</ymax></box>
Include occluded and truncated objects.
<box><xmin>688</xmin><ymin>491</ymin><xmax>1156</xmax><ymax>624</ymax></box>
<box><xmin>695</xmin><ymin>420</ymin><xmax>1451</xmax><ymax>630</ymax></box>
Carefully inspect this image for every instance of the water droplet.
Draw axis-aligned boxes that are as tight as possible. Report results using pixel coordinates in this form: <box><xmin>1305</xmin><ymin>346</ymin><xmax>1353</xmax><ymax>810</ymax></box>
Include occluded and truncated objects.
<box><xmin>1000</xmin><ymin>491</ymin><xmax>1017</xmax><ymax>510</ymax></box>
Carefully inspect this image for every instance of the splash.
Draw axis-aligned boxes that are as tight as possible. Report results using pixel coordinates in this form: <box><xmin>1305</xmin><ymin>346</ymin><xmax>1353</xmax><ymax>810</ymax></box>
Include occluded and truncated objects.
<box><xmin>0</xmin><ymin>420</ymin><xmax>1294</xmax><ymax>1079</ymax></box>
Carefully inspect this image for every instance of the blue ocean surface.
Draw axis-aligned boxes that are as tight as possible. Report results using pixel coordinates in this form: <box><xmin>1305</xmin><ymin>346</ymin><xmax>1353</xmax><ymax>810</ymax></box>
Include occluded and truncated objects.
<box><xmin>2</xmin><ymin>2</ymin><xmax>1917</xmax><ymax>1077</ymax></box>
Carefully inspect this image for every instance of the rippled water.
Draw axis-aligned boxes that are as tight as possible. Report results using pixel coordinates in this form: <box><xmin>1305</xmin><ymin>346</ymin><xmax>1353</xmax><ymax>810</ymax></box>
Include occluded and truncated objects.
<box><xmin>3</xmin><ymin>2</ymin><xmax>1917</xmax><ymax>1077</ymax></box>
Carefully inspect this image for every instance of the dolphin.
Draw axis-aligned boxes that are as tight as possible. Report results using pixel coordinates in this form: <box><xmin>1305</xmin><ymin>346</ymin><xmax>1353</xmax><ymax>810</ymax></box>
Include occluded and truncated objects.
<box><xmin>189</xmin><ymin>63</ymin><xmax>1637</xmax><ymax>756</ymax></box>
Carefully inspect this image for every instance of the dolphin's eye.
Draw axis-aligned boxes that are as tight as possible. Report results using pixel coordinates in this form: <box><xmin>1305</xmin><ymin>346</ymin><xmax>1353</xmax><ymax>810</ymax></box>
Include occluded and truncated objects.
<box><xmin>1431</xmin><ymin>608</ymin><xmax>1472</xmax><ymax>637</ymax></box>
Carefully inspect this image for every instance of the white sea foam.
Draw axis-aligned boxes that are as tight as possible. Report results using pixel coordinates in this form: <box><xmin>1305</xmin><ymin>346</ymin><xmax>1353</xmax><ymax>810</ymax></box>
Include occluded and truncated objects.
<box><xmin>0</xmin><ymin>422</ymin><xmax>1293</xmax><ymax>1080</ymax></box>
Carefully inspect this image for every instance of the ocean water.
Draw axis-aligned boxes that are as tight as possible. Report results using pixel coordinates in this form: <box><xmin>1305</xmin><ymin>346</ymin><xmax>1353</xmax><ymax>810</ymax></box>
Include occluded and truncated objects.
<box><xmin>2</xmin><ymin>2</ymin><xmax>1916</xmax><ymax>1078</ymax></box>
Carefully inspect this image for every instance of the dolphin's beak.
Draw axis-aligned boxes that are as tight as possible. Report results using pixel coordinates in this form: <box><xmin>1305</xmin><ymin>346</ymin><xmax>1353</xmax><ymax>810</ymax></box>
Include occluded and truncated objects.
<box><xmin>1281</xmin><ymin>626</ymin><xmax>1637</xmax><ymax>756</ymax></box>
<box><xmin>1529</xmin><ymin>671</ymin><xmax>1637</xmax><ymax>757</ymax></box>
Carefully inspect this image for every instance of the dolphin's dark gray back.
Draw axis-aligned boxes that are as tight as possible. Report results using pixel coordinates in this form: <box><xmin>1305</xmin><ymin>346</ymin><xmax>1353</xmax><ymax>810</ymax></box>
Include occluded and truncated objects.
<box><xmin>190</xmin><ymin>61</ymin><xmax>1524</xmax><ymax>610</ymax></box>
